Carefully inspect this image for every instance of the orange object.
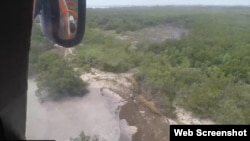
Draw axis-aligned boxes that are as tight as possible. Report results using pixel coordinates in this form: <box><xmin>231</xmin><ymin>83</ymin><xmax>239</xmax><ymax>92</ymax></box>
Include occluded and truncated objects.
<box><xmin>58</xmin><ymin>0</ymin><xmax>78</xmax><ymax>39</ymax></box>
<box><xmin>33</xmin><ymin>0</ymin><xmax>36</xmax><ymax>18</ymax></box>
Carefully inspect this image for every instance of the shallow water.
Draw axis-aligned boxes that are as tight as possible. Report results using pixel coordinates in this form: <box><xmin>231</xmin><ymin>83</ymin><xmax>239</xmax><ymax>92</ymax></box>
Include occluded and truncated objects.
<box><xmin>26</xmin><ymin>79</ymin><xmax>135</xmax><ymax>141</ymax></box>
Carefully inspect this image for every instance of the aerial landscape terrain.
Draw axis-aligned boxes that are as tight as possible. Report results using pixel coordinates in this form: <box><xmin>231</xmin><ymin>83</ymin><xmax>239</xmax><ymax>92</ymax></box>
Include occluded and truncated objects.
<box><xmin>27</xmin><ymin>6</ymin><xmax>250</xmax><ymax>141</ymax></box>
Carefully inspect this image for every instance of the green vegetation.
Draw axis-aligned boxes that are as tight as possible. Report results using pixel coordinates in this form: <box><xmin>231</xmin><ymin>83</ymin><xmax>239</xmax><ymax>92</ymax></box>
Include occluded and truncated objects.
<box><xmin>73</xmin><ymin>29</ymin><xmax>137</xmax><ymax>73</ymax></box>
<box><xmin>30</xmin><ymin>6</ymin><xmax>250</xmax><ymax>123</ymax></box>
<box><xmin>132</xmin><ymin>7</ymin><xmax>250</xmax><ymax>123</ymax></box>
<box><xmin>29</xmin><ymin>23</ymin><xmax>88</xmax><ymax>101</ymax></box>
<box><xmin>29</xmin><ymin>23</ymin><xmax>53</xmax><ymax>76</ymax></box>
<box><xmin>35</xmin><ymin>52</ymin><xmax>88</xmax><ymax>101</ymax></box>
<box><xmin>79</xmin><ymin>6</ymin><xmax>250</xmax><ymax>123</ymax></box>
<box><xmin>70</xmin><ymin>131</ymin><xmax>99</xmax><ymax>141</ymax></box>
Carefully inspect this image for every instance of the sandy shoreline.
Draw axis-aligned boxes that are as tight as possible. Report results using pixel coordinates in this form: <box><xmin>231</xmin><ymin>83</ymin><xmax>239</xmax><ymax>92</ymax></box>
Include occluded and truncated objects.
<box><xmin>81</xmin><ymin>68</ymin><xmax>216</xmax><ymax>141</ymax></box>
<box><xmin>26</xmin><ymin>79</ymin><xmax>136</xmax><ymax>141</ymax></box>
<box><xmin>26</xmin><ymin>68</ymin><xmax>214</xmax><ymax>141</ymax></box>
<box><xmin>81</xmin><ymin>68</ymin><xmax>215</xmax><ymax>125</ymax></box>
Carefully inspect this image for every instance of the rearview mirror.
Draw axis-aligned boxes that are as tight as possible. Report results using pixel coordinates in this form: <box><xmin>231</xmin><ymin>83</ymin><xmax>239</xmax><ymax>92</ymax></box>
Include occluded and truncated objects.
<box><xmin>34</xmin><ymin>0</ymin><xmax>86</xmax><ymax>47</ymax></box>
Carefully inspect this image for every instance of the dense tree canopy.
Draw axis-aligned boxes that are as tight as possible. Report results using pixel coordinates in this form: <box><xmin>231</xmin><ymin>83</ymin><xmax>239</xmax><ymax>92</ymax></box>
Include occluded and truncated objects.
<box><xmin>82</xmin><ymin>7</ymin><xmax>250</xmax><ymax>123</ymax></box>
<box><xmin>34</xmin><ymin>52</ymin><xmax>88</xmax><ymax>101</ymax></box>
<box><xmin>30</xmin><ymin>6</ymin><xmax>250</xmax><ymax>123</ymax></box>
<box><xmin>29</xmin><ymin>24</ymin><xmax>88</xmax><ymax>101</ymax></box>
